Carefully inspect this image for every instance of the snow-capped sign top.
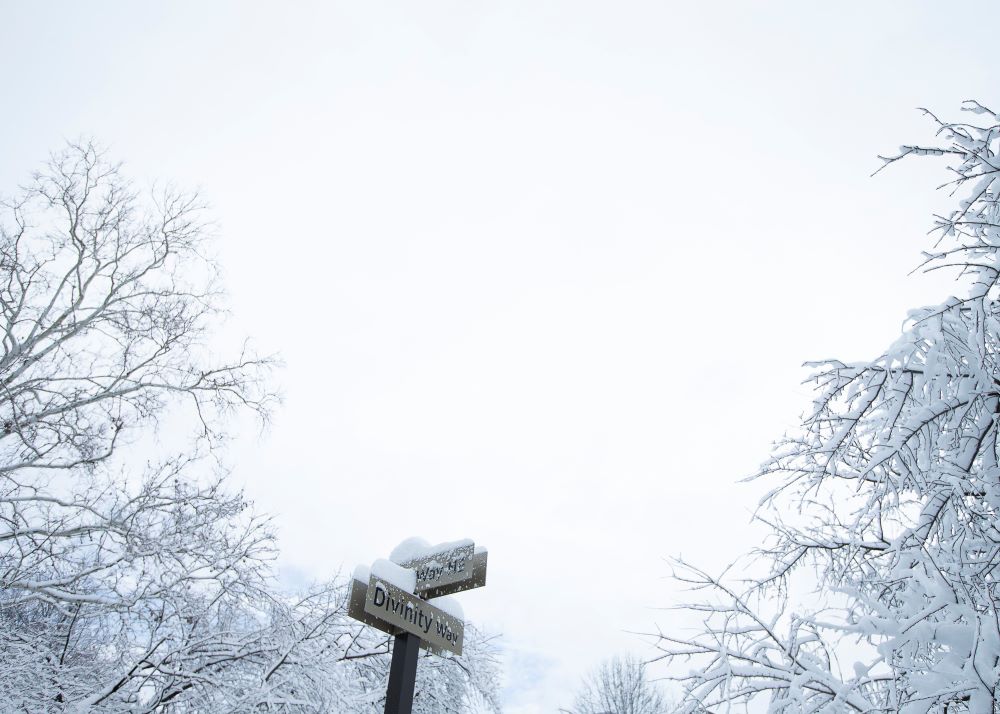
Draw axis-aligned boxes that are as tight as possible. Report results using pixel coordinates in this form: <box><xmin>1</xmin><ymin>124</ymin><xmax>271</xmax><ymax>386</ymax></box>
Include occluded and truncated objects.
<box><xmin>389</xmin><ymin>537</ymin><xmax>474</xmax><ymax>565</ymax></box>
<box><xmin>370</xmin><ymin>558</ymin><xmax>417</xmax><ymax>593</ymax></box>
<box><xmin>387</xmin><ymin>536</ymin><xmax>431</xmax><ymax>564</ymax></box>
<box><xmin>390</xmin><ymin>538</ymin><xmax>476</xmax><ymax>595</ymax></box>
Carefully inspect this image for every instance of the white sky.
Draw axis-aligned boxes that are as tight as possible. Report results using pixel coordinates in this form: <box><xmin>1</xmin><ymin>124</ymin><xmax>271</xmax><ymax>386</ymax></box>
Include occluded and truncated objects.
<box><xmin>1</xmin><ymin>2</ymin><xmax>995</xmax><ymax>710</ymax></box>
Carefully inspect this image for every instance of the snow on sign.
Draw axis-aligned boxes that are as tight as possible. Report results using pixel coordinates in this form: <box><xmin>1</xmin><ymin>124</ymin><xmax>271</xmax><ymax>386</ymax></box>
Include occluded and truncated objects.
<box><xmin>348</xmin><ymin>537</ymin><xmax>488</xmax><ymax>714</ymax></box>
<box><xmin>363</xmin><ymin>575</ymin><xmax>464</xmax><ymax>655</ymax></box>
<box><xmin>391</xmin><ymin>538</ymin><xmax>487</xmax><ymax>598</ymax></box>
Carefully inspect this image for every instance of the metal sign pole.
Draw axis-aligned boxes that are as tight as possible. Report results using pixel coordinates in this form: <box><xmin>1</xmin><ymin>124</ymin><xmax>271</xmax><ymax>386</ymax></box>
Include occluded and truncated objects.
<box><xmin>384</xmin><ymin>632</ymin><xmax>421</xmax><ymax>714</ymax></box>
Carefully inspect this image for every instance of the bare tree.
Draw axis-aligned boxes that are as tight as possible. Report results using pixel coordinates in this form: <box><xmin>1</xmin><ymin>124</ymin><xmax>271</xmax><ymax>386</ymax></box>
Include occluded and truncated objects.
<box><xmin>0</xmin><ymin>143</ymin><xmax>501</xmax><ymax>711</ymax></box>
<box><xmin>567</xmin><ymin>655</ymin><xmax>667</xmax><ymax>714</ymax></box>
<box><xmin>656</xmin><ymin>102</ymin><xmax>1000</xmax><ymax>712</ymax></box>
<box><xmin>0</xmin><ymin>142</ymin><xmax>273</xmax><ymax>472</ymax></box>
<box><xmin>0</xmin><ymin>141</ymin><xmax>279</xmax><ymax>709</ymax></box>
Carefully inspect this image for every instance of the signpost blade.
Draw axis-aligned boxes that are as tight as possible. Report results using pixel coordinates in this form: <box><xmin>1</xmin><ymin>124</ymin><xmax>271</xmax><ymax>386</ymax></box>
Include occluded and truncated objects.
<box><xmin>384</xmin><ymin>632</ymin><xmax>420</xmax><ymax>714</ymax></box>
<box><xmin>397</xmin><ymin>542</ymin><xmax>475</xmax><ymax>595</ymax></box>
<box><xmin>418</xmin><ymin>549</ymin><xmax>488</xmax><ymax>599</ymax></box>
<box><xmin>363</xmin><ymin>575</ymin><xmax>464</xmax><ymax>655</ymax></box>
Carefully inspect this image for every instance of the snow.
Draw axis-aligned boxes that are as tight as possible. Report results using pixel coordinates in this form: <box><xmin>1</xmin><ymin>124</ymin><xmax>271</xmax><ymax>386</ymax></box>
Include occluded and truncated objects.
<box><xmin>370</xmin><ymin>558</ymin><xmax>417</xmax><ymax>593</ymax></box>
<box><xmin>389</xmin><ymin>536</ymin><xmax>474</xmax><ymax>564</ymax></box>
<box><xmin>429</xmin><ymin>595</ymin><xmax>464</xmax><ymax>620</ymax></box>
<box><xmin>356</xmin><ymin>537</ymin><xmax>484</xmax><ymax>598</ymax></box>
<box><xmin>388</xmin><ymin>537</ymin><xmax>431</xmax><ymax>564</ymax></box>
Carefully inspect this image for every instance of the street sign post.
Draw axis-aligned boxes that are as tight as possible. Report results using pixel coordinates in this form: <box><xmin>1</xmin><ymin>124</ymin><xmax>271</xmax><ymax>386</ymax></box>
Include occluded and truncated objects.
<box><xmin>384</xmin><ymin>632</ymin><xmax>420</xmax><ymax>714</ymax></box>
<box><xmin>346</xmin><ymin>539</ymin><xmax>488</xmax><ymax>714</ymax></box>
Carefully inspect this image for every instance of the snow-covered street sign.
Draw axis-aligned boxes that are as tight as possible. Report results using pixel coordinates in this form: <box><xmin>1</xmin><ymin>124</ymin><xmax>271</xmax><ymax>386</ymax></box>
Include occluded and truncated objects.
<box><xmin>393</xmin><ymin>539</ymin><xmax>488</xmax><ymax>598</ymax></box>
<box><xmin>399</xmin><ymin>541</ymin><xmax>473</xmax><ymax>593</ymax></box>
<box><xmin>347</xmin><ymin>572</ymin><xmax>464</xmax><ymax>656</ymax></box>
<box><xmin>363</xmin><ymin>575</ymin><xmax>464</xmax><ymax>655</ymax></box>
<box><xmin>347</xmin><ymin>538</ymin><xmax>488</xmax><ymax>714</ymax></box>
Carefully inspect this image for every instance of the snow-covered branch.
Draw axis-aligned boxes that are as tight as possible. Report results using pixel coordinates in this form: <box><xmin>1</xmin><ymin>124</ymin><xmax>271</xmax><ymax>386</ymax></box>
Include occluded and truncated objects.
<box><xmin>660</xmin><ymin>102</ymin><xmax>1000</xmax><ymax>712</ymax></box>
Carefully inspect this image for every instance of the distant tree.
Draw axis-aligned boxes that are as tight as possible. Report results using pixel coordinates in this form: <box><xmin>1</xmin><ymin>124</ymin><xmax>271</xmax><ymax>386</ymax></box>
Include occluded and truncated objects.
<box><xmin>656</xmin><ymin>102</ymin><xmax>1000</xmax><ymax>712</ymax></box>
<box><xmin>0</xmin><ymin>143</ymin><xmax>500</xmax><ymax>711</ymax></box>
<box><xmin>567</xmin><ymin>654</ymin><xmax>667</xmax><ymax>714</ymax></box>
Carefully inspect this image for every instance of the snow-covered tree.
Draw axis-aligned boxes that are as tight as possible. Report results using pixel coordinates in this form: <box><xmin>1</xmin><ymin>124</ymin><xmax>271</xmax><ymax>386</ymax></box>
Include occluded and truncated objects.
<box><xmin>144</xmin><ymin>582</ymin><xmax>502</xmax><ymax>713</ymax></box>
<box><xmin>0</xmin><ymin>140</ymin><xmax>276</xmax><ymax>709</ymax></box>
<box><xmin>0</xmin><ymin>143</ymin><xmax>500</xmax><ymax>711</ymax></box>
<box><xmin>657</xmin><ymin>101</ymin><xmax>1000</xmax><ymax>712</ymax></box>
<box><xmin>566</xmin><ymin>654</ymin><xmax>667</xmax><ymax>714</ymax></box>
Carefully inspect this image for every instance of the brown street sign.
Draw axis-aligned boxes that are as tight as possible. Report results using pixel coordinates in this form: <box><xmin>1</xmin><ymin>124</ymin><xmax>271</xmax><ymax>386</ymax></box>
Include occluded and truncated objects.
<box><xmin>397</xmin><ymin>542</ymin><xmax>475</xmax><ymax>595</ymax></box>
<box><xmin>361</xmin><ymin>575</ymin><xmax>464</xmax><ymax>655</ymax></box>
<box><xmin>418</xmin><ymin>549</ymin><xmax>488</xmax><ymax>599</ymax></box>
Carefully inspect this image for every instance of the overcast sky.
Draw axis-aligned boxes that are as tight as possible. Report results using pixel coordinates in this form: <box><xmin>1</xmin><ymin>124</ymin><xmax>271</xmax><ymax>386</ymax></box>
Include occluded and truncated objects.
<box><xmin>2</xmin><ymin>2</ymin><xmax>996</xmax><ymax>710</ymax></box>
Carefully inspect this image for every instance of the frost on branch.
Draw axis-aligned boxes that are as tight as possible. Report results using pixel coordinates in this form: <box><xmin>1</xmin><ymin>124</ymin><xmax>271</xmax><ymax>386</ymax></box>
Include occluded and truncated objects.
<box><xmin>0</xmin><ymin>142</ymin><xmax>280</xmax><ymax>709</ymax></box>
<box><xmin>657</xmin><ymin>102</ymin><xmax>1000</xmax><ymax>712</ymax></box>
<box><xmin>0</xmin><ymin>144</ymin><xmax>501</xmax><ymax>711</ymax></box>
<box><xmin>0</xmin><ymin>143</ymin><xmax>276</xmax><ymax>470</ymax></box>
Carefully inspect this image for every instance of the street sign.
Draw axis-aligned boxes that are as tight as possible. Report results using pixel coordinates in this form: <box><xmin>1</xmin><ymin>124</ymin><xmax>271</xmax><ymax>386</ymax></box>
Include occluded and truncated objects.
<box><xmin>347</xmin><ymin>575</ymin><xmax>398</xmax><ymax>638</ymax></box>
<box><xmin>417</xmin><ymin>549</ymin><xmax>488</xmax><ymax>599</ymax></box>
<box><xmin>396</xmin><ymin>542</ymin><xmax>474</xmax><ymax>595</ymax></box>
<box><xmin>362</xmin><ymin>575</ymin><xmax>463</xmax><ymax>655</ymax></box>
<box><xmin>346</xmin><ymin>537</ymin><xmax>487</xmax><ymax>714</ymax></box>
<box><xmin>392</xmin><ymin>540</ymin><xmax>488</xmax><ymax>598</ymax></box>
